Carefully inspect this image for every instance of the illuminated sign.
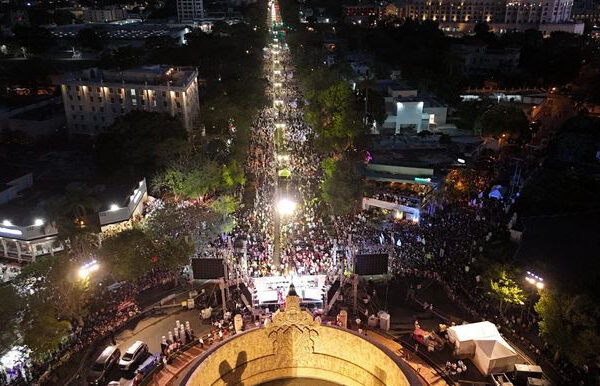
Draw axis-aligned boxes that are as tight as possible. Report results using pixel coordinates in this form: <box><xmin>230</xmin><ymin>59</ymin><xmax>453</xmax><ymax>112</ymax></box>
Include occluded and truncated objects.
<box><xmin>414</xmin><ymin>177</ymin><xmax>432</xmax><ymax>183</ymax></box>
<box><xmin>0</xmin><ymin>227</ymin><xmax>23</xmax><ymax>236</ymax></box>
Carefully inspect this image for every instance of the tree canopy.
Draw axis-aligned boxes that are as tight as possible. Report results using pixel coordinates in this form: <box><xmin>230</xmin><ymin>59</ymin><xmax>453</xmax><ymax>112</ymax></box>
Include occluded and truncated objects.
<box><xmin>474</xmin><ymin>104</ymin><xmax>529</xmax><ymax>138</ymax></box>
<box><xmin>95</xmin><ymin>111</ymin><xmax>189</xmax><ymax>179</ymax></box>
<box><xmin>320</xmin><ymin>157</ymin><xmax>363</xmax><ymax>215</ymax></box>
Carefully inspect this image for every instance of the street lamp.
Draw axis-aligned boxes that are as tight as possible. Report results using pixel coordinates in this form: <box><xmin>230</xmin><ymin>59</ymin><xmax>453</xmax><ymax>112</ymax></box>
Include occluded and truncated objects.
<box><xmin>276</xmin><ymin>198</ymin><xmax>296</xmax><ymax>216</ymax></box>
<box><xmin>525</xmin><ymin>271</ymin><xmax>544</xmax><ymax>289</ymax></box>
<box><xmin>79</xmin><ymin>260</ymin><xmax>99</xmax><ymax>280</ymax></box>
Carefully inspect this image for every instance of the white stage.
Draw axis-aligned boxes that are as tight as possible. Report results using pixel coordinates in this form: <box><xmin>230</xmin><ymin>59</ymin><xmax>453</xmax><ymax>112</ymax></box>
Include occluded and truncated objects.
<box><xmin>253</xmin><ymin>275</ymin><xmax>326</xmax><ymax>305</ymax></box>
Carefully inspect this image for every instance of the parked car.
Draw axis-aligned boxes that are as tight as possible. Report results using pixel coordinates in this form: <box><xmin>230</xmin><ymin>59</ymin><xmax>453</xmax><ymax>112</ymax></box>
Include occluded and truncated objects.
<box><xmin>119</xmin><ymin>341</ymin><xmax>148</xmax><ymax>371</ymax></box>
<box><xmin>88</xmin><ymin>346</ymin><xmax>120</xmax><ymax>385</ymax></box>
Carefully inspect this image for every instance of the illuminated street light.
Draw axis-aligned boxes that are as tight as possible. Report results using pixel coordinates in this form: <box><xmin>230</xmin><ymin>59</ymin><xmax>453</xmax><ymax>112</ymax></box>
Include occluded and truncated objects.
<box><xmin>525</xmin><ymin>271</ymin><xmax>544</xmax><ymax>290</ymax></box>
<box><xmin>79</xmin><ymin>260</ymin><xmax>99</xmax><ymax>280</ymax></box>
<box><xmin>33</xmin><ymin>218</ymin><xmax>44</xmax><ymax>226</ymax></box>
<box><xmin>110</xmin><ymin>204</ymin><xmax>119</xmax><ymax>211</ymax></box>
<box><xmin>277</xmin><ymin>198</ymin><xmax>296</xmax><ymax>216</ymax></box>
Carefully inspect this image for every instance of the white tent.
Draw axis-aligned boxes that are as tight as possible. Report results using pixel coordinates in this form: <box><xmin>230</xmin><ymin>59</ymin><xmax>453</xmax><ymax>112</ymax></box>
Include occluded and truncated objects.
<box><xmin>447</xmin><ymin>321</ymin><xmax>501</xmax><ymax>356</ymax></box>
<box><xmin>472</xmin><ymin>339</ymin><xmax>518</xmax><ymax>375</ymax></box>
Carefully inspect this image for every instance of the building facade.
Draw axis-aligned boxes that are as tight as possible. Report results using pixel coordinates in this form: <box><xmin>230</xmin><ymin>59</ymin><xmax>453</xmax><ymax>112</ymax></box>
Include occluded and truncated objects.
<box><xmin>177</xmin><ymin>0</ymin><xmax>205</xmax><ymax>22</ymax></box>
<box><xmin>82</xmin><ymin>7</ymin><xmax>126</xmax><ymax>23</ymax></box>
<box><xmin>345</xmin><ymin>0</ymin><xmax>582</xmax><ymax>34</ymax></box>
<box><xmin>383</xmin><ymin>96</ymin><xmax>448</xmax><ymax>133</ymax></box>
<box><xmin>60</xmin><ymin>66</ymin><xmax>199</xmax><ymax>136</ymax></box>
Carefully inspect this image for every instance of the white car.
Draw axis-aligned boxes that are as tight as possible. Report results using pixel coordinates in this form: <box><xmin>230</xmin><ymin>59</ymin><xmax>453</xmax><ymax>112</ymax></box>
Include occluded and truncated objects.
<box><xmin>118</xmin><ymin>341</ymin><xmax>148</xmax><ymax>371</ymax></box>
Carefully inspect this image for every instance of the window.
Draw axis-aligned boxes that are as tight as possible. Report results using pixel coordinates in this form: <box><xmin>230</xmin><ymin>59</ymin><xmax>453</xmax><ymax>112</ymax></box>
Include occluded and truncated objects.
<box><xmin>98</xmin><ymin>97</ymin><xmax>102</xmax><ymax>102</ymax></box>
<box><xmin>175</xmin><ymin>92</ymin><xmax>180</xmax><ymax>98</ymax></box>
<box><xmin>80</xmin><ymin>115</ymin><xmax>84</xmax><ymax>120</ymax></box>
<box><xmin>111</xmin><ymin>98</ymin><xmax>115</xmax><ymax>103</ymax></box>
<box><xmin>100</xmin><ymin>107</ymin><xmax>104</xmax><ymax>112</ymax></box>
<box><xmin>176</xmin><ymin>102</ymin><xmax>181</xmax><ymax>108</ymax></box>
<box><xmin>131</xmin><ymin>89</ymin><xmax>136</xmax><ymax>96</ymax></box>
<box><xmin>90</xmin><ymin>97</ymin><xmax>94</xmax><ymax>102</ymax></box>
<box><xmin>79</xmin><ymin>105</ymin><xmax>83</xmax><ymax>111</ymax></box>
<box><xmin>112</xmin><ymin>108</ymin><xmax>116</xmax><ymax>113</ymax></box>
<box><xmin>77</xmin><ymin>96</ymin><xmax>81</xmax><ymax>101</ymax></box>
<box><xmin>162</xmin><ymin>91</ymin><xmax>166</xmax><ymax>97</ymax></box>
<box><xmin>71</xmin><ymin>105</ymin><xmax>75</xmax><ymax>110</ymax></box>
<box><xmin>72</xmin><ymin>114</ymin><xmax>76</xmax><ymax>119</ymax></box>
<box><xmin>109</xmin><ymin>88</ymin><xmax>114</xmax><ymax>93</ymax></box>
<box><xmin>76</xmin><ymin>86</ymin><xmax>80</xmax><ymax>91</ymax></box>
<box><xmin>67</xmin><ymin>85</ymin><xmax>72</xmax><ymax>91</ymax></box>
<box><xmin>132</xmin><ymin>99</ymin><xmax>137</xmax><ymax>106</ymax></box>
<box><xmin>163</xmin><ymin>101</ymin><xmax>168</xmax><ymax>107</ymax></box>
<box><xmin>97</xmin><ymin>87</ymin><xmax>101</xmax><ymax>93</ymax></box>
<box><xmin>92</xmin><ymin>106</ymin><xmax>95</xmax><ymax>112</ymax></box>
<box><xmin>119</xmin><ymin>98</ymin><xmax>124</xmax><ymax>104</ymax></box>
<box><xmin>69</xmin><ymin>95</ymin><xmax>73</xmax><ymax>100</ymax></box>
<box><xmin>141</xmin><ymin>99</ymin><xmax>145</xmax><ymax>105</ymax></box>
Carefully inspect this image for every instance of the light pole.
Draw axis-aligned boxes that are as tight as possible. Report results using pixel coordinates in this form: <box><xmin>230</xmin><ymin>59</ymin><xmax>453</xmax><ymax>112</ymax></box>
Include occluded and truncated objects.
<box><xmin>523</xmin><ymin>271</ymin><xmax>544</xmax><ymax>322</ymax></box>
<box><xmin>79</xmin><ymin>259</ymin><xmax>99</xmax><ymax>280</ymax></box>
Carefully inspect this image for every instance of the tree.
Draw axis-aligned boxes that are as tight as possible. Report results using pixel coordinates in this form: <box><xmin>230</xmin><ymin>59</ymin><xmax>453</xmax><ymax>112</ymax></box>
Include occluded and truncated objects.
<box><xmin>309</xmin><ymin>82</ymin><xmax>362</xmax><ymax>153</ymax></box>
<box><xmin>487</xmin><ymin>269</ymin><xmax>526</xmax><ymax>316</ymax></box>
<box><xmin>98</xmin><ymin>229</ymin><xmax>157</xmax><ymax>281</ymax></box>
<box><xmin>535</xmin><ymin>289</ymin><xmax>600</xmax><ymax>365</ymax></box>
<box><xmin>96</xmin><ymin>111</ymin><xmax>189</xmax><ymax>178</ymax></box>
<box><xmin>0</xmin><ymin>285</ymin><xmax>23</xmax><ymax>352</ymax></box>
<box><xmin>320</xmin><ymin>158</ymin><xmax>363</xmax><ymax>215</ymax></box>
<box><xmin>473</xmin><ymin>104</ymin><xmax>528</xmax><ymax>138</ymax></box>
<box><xmin>39</xmin><ymin>184</ymin><xmax>100</xmax><ymax>256</ymax></box>
<box><xmin>13</xmin><ymin>255</ymin><xmax>88</xmax><ymax>357</ymax></box>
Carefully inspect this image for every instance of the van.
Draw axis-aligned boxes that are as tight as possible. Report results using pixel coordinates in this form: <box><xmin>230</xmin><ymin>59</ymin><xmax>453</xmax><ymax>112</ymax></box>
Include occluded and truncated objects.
<box><xmin>87</xmin><ymin>345</ymin><xmax>120</xmax><ymax>385</ymax></box>
<box><xmin>119</xmin><ymin>341</ymin><xmax>148</xmax><ymax>371</ymax></box>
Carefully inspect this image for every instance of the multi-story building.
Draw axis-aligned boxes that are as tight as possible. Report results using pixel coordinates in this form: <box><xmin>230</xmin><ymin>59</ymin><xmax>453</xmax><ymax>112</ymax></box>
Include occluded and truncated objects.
<box><xmin>60</xmin><ymin>66</ymin><xmax>199</xmax><ymax>136</ymax></box>
<box><xmin>177</xmin><ymin>0</ymin><xmax>205</xmax><ymax>22</ymax></box>
<box><xmin>345</xmin><ymin>0</ymin><xmax>582</xmax><ymax>34</ymax></box>
<box><xmin>405</xmin><ymin>0</ymin><xmax>581</xmax><ymax>34</ymax></box>
<box><xmin>82</xmin><ymin>7</ymin><xmax>126</xmax><ymax>23</ymax></box>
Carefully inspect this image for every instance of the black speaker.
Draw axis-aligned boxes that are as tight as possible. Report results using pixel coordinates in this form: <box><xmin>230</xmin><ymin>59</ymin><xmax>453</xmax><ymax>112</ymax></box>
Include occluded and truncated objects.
<box><xmin>191</xmin><ymin>258</ymin><xmax>225</xmax><ymax>279</ymax></box>
<box><xmin>354</xmin><ymin>254</ymin><xmax>388</xmax><ymax>275</ymax></box>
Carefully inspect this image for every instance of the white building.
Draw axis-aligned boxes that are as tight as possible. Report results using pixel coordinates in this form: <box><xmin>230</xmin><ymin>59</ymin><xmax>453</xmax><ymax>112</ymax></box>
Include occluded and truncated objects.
<box><xmin>406</xmin><ymin>0</ymin><xmax>582</xmax><ymax>35</ymax></box>
<box><xmin>60</xmin><ymin>66</ymin><xmax>199</xmax><ymax>136</ymax></box>
<box><xmin>177</xmin><ymin>0</ymin><xmax>204</xmax><ymax>22</ymax></box>
<box><xmin>383</xmin><ymin>96</ymin><xmax>448</xmax><ymax>134</ymax></box>
<box><xmin>82</xmin><ymin>7</ymin><xmax>126</xmax><ymax>23</ymax></box>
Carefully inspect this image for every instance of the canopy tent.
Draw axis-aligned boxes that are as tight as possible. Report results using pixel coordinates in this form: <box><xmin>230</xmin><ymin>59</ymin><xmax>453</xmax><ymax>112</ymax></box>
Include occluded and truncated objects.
<box><xmin>472</xmin><ymin>339</ymin><xmax>518</xmax><ymax>375</ymax></box>
<box><xmin>447</xmin><ymin>321</ymin><xmax>502</xmax><ymax>356</ymax></box>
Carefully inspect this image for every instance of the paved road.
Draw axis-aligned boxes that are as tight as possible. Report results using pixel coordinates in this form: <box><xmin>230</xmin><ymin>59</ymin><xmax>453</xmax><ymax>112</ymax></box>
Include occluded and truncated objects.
<box><xmin>74</xmin><ymin>308</ymin><xmax>214</xmax><ymax>386</ymax></box>
<box><xmin>71</xmin><ymin>282</ymin><xmax>219</xmax><ymax>386</ymax></box>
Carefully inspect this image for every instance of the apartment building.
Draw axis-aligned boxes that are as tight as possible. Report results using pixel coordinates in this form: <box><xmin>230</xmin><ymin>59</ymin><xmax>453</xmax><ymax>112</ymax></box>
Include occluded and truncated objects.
<box><xmin>177</xmin><ymin>0</ymin><xmax>205</xmax><ymax>22</ymax></box>
<box><xmin>60</xmin><ymin>66</ymin><xmax>199</xmax><ymax>136</ymax></box>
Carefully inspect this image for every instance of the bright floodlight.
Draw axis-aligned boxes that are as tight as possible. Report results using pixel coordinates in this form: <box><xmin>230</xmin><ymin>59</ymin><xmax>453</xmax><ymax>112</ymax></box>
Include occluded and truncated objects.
<box><xmin>2</xmin><ymin>220</ymin><xmax>12</xmax><ymax>226</ymax></box>
<box><xmin>110</xmin><ymin>204</ymin><xmax>119</xmax><ymax>211</ymax></box>
<box><xmin>277</xmin><ymin>198</ymin><xmax>296</xmax><ymax>216</ymax></box>
<box><xmin>79</xmin><ymin>260</ymin><xmax>99</xmax><ymax>280</ymax></box>
<box><xmin>33</xmin><ymin>218</ymin><xmax>44</xmax><ymax>226</ymax></box>
<box><xmin>536</xmin><ymin>282</ymin><xmax>544</xmax><ymax>289</ymax></box>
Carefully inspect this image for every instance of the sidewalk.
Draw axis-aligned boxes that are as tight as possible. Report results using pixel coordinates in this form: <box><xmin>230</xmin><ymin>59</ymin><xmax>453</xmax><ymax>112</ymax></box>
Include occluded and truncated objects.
<box><xmin>369</xmin><ymin>331</ymin><xmax>448</xmax><ymax>386</ymax></box>
<box><xmin>150</xmin><ymin>344</ymin><xmax>207</xmax><ymax>386</ymax></box>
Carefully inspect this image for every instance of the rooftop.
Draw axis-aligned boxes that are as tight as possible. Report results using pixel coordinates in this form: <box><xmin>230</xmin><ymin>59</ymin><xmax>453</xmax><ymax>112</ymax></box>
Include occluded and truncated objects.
<box><xmin>64</xmin><ymin>66</ymin><xmax>197</xmax><ymax>88</ymax></box>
